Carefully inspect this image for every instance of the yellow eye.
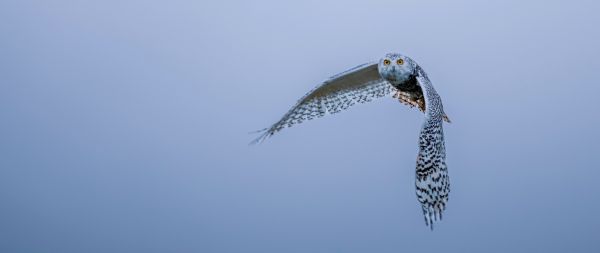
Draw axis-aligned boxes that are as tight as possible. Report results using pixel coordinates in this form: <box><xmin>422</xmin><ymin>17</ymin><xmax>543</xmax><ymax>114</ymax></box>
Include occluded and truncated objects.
<box><xmin>397</xmin><ymin>59</ymin><xmax>404</xmax><ymax>65</ymax></box>
<box><xmin>383</xmin><ymin>59</ymin><xmax>391</xmax><ymax>65</ymax></box>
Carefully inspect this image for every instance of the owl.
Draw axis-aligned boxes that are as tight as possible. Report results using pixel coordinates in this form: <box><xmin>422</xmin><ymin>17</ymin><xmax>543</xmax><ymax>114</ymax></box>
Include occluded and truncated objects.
<box><xmin>252</xmin><ymin>53</ymin><xmax>451</xmax><ymax>230</ymax></box>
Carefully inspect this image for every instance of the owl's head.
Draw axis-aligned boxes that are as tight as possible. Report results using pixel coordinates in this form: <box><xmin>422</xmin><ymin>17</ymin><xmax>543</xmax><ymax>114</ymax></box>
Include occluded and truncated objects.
<box><xmin>377</xmin><ymin>53</ymin><xmax>416</xmax><ymax>87</ymax></box>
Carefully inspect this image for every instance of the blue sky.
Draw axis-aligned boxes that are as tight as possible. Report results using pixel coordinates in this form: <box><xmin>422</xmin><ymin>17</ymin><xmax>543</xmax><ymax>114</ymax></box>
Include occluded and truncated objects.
<box><xmin>1</xmin><ymin>0</ymin><xmax>599</xmax><ymax>252</ymax></box>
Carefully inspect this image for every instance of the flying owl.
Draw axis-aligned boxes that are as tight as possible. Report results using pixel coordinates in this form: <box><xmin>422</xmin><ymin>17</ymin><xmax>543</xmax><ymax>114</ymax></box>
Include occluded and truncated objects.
<box><xmin>252</xmin><ymin>53</ymin><xmax>451</xmax><ymax>230</ymax></box>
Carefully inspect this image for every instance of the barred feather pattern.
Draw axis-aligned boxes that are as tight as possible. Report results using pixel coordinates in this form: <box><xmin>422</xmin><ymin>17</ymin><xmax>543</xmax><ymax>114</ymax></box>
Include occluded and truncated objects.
<box><xmin>414</xmin><ymin>68</ymin><xmax>450</xmax><ymax>230</ymax></box>
<box><xmin>251</xmin><ymin>78</ymin><xmax>393</xmax><ymax>144</ymax></box>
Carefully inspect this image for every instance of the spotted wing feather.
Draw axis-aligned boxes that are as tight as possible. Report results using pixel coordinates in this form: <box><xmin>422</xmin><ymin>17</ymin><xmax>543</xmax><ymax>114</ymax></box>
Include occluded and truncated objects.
<box><xmin>414</xmin><ymin>70</ymin><xmax>451</xmax><ymax>230</ymax></box>
<box><xmin>251</xmin><ymin>63</ymin><xmax>393</xmax><ymax>144</ymax></box>
<box><xmin>415</xmin><ymin>121</ymin><xmax>450</xmax><ymax>229</ymax></box>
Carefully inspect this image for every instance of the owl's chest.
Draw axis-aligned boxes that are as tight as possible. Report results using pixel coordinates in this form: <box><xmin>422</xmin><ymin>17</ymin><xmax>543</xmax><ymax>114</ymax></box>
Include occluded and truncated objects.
<box><xmin>392</xmin><ymin>77</ymin><xmax>425</xmax><ymax>112</ymax></box>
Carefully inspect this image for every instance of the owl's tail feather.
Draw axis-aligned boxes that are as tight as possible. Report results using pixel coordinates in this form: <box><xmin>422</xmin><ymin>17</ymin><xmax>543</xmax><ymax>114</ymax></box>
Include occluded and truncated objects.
<box><xmin>443</xmin><ymin>114</ymin><xmax>451</xmax><ymax>123</ymax></box>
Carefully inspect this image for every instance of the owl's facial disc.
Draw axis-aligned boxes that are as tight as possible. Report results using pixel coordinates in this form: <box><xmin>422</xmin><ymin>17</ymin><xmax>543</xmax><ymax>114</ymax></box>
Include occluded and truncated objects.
<box><xmin>378</xmin><ymin>54</ymin><xmax>413</xmax><ymax>86</ymax></box>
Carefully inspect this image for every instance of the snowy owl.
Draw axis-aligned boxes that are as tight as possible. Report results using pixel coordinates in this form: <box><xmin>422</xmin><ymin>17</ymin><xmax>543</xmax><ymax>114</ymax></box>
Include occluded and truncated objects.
<box><xmin>252</xmin><ymin>53</ymin><xmax>451</xmax><ymax>229</ymax></box>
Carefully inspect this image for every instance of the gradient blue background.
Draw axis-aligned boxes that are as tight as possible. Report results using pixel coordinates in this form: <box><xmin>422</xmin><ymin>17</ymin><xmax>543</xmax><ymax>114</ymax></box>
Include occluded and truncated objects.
<box><xmin>1</xmin><ymin>0</ymin><xmax>599</xmax><ymax>252</ymax></box>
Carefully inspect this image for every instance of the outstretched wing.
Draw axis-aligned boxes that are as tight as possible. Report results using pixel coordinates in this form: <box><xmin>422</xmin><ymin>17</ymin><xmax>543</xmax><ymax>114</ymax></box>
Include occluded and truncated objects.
<box><xmin>413</xmin><ymin>71</ymin><xmax>450</xmax><ymax>230</ymax></box>
<box><xmin>251</xmin><ymin>62</ymin><xmax>393</xmax><ymax>144</ymax></box>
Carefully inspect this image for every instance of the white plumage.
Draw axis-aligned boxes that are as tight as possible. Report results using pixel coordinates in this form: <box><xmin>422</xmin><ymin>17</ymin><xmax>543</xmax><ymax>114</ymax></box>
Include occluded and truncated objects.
<box><xmin>253</xmin><ymin>53</ymin><xmax>451</xmax><ymax>229</ymax></box>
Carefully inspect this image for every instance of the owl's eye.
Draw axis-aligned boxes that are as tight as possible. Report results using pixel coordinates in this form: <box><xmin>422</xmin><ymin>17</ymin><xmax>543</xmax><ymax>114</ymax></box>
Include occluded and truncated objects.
<box><xmin>397</xmin><ymin>59</ymin><xmax>404</xmax><ymax>65</ymax></box>
<box><xmin>383</xmin><ymin>59</ymin><xmax>391</xmax><ymax>65</ymax></box>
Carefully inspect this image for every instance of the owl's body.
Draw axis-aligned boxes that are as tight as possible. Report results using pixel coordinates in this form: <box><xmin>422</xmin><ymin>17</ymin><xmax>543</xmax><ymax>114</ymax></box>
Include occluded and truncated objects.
<box><xmin>253</xmin><ymin>53</ymin><xmax>451</xmax><ymax>229</ymax></box>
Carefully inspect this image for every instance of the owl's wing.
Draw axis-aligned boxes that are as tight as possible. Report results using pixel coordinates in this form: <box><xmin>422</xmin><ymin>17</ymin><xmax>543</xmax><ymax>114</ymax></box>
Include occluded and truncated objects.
<box><xmin>251</xmin><ymin>62</ymin><xmax>393</xmax><ymax>144</ymax></box>
<box><xmin>413</xmin><ymin>70</ymin><xmax>450</xmax><ymax>230</ymax></box>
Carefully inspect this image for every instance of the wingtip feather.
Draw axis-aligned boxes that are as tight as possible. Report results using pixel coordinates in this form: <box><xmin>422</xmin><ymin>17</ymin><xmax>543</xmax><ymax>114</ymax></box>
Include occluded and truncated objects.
<box><xmin>248</xmin><ymin>128</ymin><xmax>271</xmax><ymax>145</ymax></box>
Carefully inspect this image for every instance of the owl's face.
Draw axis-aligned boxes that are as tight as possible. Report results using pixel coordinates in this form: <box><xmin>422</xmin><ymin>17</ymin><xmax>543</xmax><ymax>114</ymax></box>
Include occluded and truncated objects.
<box><xmin>378</xmin><ymin>53</ymin><xmax>415</xmax><ymax>87</ymax></box>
